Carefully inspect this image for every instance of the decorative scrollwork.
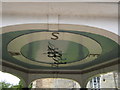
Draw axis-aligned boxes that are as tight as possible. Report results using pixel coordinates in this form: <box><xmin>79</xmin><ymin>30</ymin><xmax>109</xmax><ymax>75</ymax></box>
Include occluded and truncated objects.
<box><xmin>47</xmin><ymin>42</ymin><xmax>67</xmax><ymax>65</ymax></box>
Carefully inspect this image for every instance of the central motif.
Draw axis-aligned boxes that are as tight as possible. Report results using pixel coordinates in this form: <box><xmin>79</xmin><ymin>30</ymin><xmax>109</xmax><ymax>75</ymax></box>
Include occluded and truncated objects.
<box><xmin>21</xmin><ymin>40</ymin><xmax>89</xmax><ymax>64</ymax></box>
<box><xmin>47</xmin><ymin>41</ymin><xmax>67</xmax><ymax>64</ymax></box>
<box><xmin>46</xmin><ymin>32</ymin><xmax>67</xmax><ymax>65</ymax></box>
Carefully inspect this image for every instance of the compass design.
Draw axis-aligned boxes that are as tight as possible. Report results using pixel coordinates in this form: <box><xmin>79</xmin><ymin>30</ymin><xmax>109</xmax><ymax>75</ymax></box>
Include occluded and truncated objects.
<box><xmin>1</xmin><ymin>24</ymin><xmax>119</xmax><ymax>70</ymax></box>
<box><xmin>46</xmin><ymin>42</ymin><xmax>66</xmax><ymax>64</ymax></box>
<box><xmin>7</xmin><ymin>31</ymin><xmax>102</xmax><ymax>67</ymax></box>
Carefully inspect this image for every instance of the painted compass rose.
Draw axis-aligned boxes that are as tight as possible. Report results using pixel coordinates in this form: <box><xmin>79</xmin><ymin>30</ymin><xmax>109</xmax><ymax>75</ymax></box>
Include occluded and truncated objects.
<box><xmin>46</xmin><ymin>41</ymin><xmax>67</xmax><ymax>64</ymax></box>
<box><xmin>45</xmin><ymin>32</ymin><xmax>67</xmax><ymax>66</ymax></box>
<box><xmin>7</xmin><ymin>31</ymin><xmax>102</xmax><ymax>67</ymax></box>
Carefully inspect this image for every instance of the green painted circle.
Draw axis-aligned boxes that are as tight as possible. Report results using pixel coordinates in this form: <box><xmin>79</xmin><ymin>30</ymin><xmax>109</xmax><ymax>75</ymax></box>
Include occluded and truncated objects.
<box><xmin>21</xmin><ymin>40</ymin><xmax>89</xmax><ymax>64</ymax></box>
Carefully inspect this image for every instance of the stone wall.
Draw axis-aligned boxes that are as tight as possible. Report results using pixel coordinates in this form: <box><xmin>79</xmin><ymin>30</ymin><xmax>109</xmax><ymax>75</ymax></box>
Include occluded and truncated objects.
<box><xmin>87</xmin><ymin>72</ymin><xmax>118</xmax><ymax>88</ymax></box>
<box><xmin>32</xmin><ymin>78</ymin><xmax>80</xmax><ymax>88</ymax></box>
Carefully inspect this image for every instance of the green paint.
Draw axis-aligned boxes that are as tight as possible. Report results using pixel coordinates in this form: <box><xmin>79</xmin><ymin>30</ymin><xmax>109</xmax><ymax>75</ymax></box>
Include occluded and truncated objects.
<box><xmin>21</xmin><ymin>40</ymin><xmax>89</xmax><ymax>64</ymax></box>
<box><xmin>1</xmin><ymin>30</ymin><xmax>120</xmax><ymax>70</ymax></box>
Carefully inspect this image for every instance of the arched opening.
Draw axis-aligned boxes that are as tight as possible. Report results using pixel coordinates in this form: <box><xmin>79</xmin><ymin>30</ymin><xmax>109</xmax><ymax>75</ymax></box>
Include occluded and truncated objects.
<box><xmin>86</xmin><ymin>71</ymin><xmax>118</xmax><ymax>88</ymax></box>
<box><xmin>0</xmin><ymin>71</ymin><xmax>24</xmax><ymax>88</ymax></box>
<box><xmin>30</xmin><ymin>78</ymin><xmax>81</xmax><ymax>88</ymax></box>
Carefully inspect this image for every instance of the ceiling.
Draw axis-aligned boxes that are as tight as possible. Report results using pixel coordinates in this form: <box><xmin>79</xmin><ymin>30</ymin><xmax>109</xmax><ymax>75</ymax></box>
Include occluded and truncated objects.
<box><xmin>2</xmin><ymin>2</ymin><xmax>118</xmax><ymax>17</ymax></box>
<box><xmin>2</xmin><ymin>2</ymin><xmax>118</xmax><ymax>37</ymax></box>
<box><xmin>2</xmin><ymin>25</ymin><xmax>120</xmax><ymax>71</ymax></box>
<box><xmin>1</xmin><ymin>2</ymin><xmax>119</xmax><ymax>73</ymax></box>
<box><xmin>2</xmin><ymin>0</ymin><xmax>119</xmax><ymax>2</ymax></box>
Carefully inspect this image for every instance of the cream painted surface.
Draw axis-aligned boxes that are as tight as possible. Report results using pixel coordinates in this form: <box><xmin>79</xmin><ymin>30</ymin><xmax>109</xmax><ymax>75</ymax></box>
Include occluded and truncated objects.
<box><xmin>2</xmin><ymin>24</ymin><xmax>119</xmax><ymax>44</ymax></box>
<box><xmin>1</xmin><ymin>62</ymin><xmax>119</xmax><ymax>88</ymax></box>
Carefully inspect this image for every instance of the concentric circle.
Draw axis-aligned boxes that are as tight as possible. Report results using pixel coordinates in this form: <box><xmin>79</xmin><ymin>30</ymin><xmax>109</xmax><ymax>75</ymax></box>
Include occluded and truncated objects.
<box><xmin>7</xmin><ymin>31</ymin><xmax>102</xmax><ymax>67</ymax></box>
<box><xmin>21</xmin><ymin>40</ymin><xmax>89</xmax><ymax>64</ymax></box>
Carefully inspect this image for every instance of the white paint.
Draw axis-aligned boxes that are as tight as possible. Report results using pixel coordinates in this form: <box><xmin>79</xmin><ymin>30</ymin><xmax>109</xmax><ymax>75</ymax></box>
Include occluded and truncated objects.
<box><xmin>2</xmin><ymin>14</ymin><xmax>118</xmax><ymax>34</ymax></box>
<box><xmin>1</xmin><ymin>2</ymin><xmax>118</xmax><ymax>35</ymax></box>
<box><xmin>1</xmin><ymin>0</ymin><xmax>119</xmax><ymax>2</ymax></box>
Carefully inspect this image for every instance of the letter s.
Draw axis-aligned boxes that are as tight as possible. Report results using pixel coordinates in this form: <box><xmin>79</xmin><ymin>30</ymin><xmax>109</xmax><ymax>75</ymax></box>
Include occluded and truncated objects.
<box><xmin>51</xmin><ymin>32</ymin><xmax>59</xmax><ymax>40</ymax></box>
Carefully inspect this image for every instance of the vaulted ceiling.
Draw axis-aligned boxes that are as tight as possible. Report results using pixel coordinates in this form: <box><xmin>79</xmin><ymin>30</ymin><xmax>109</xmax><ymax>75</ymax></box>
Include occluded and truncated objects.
<box><xmin>1</xmin><ymin>2</ymin><xmax>119</xmax><ymax>73</ymax></box>
<box><xmin>1</xmin><ymin>24</ymin><xmax>120</xmax><ymax>72</ymax></box>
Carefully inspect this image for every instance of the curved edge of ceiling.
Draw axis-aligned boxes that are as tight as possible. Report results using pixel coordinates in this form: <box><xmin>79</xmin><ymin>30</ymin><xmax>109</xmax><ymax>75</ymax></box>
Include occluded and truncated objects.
<box><xmin>2</xmin><ymin>0</ymin><xmax>120</xmax><ymax>2</ymax></box>
<box><xmin>1</xmin><ymin>23</ymin><xmax>120</xmax><ymax>45</ymax></box>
